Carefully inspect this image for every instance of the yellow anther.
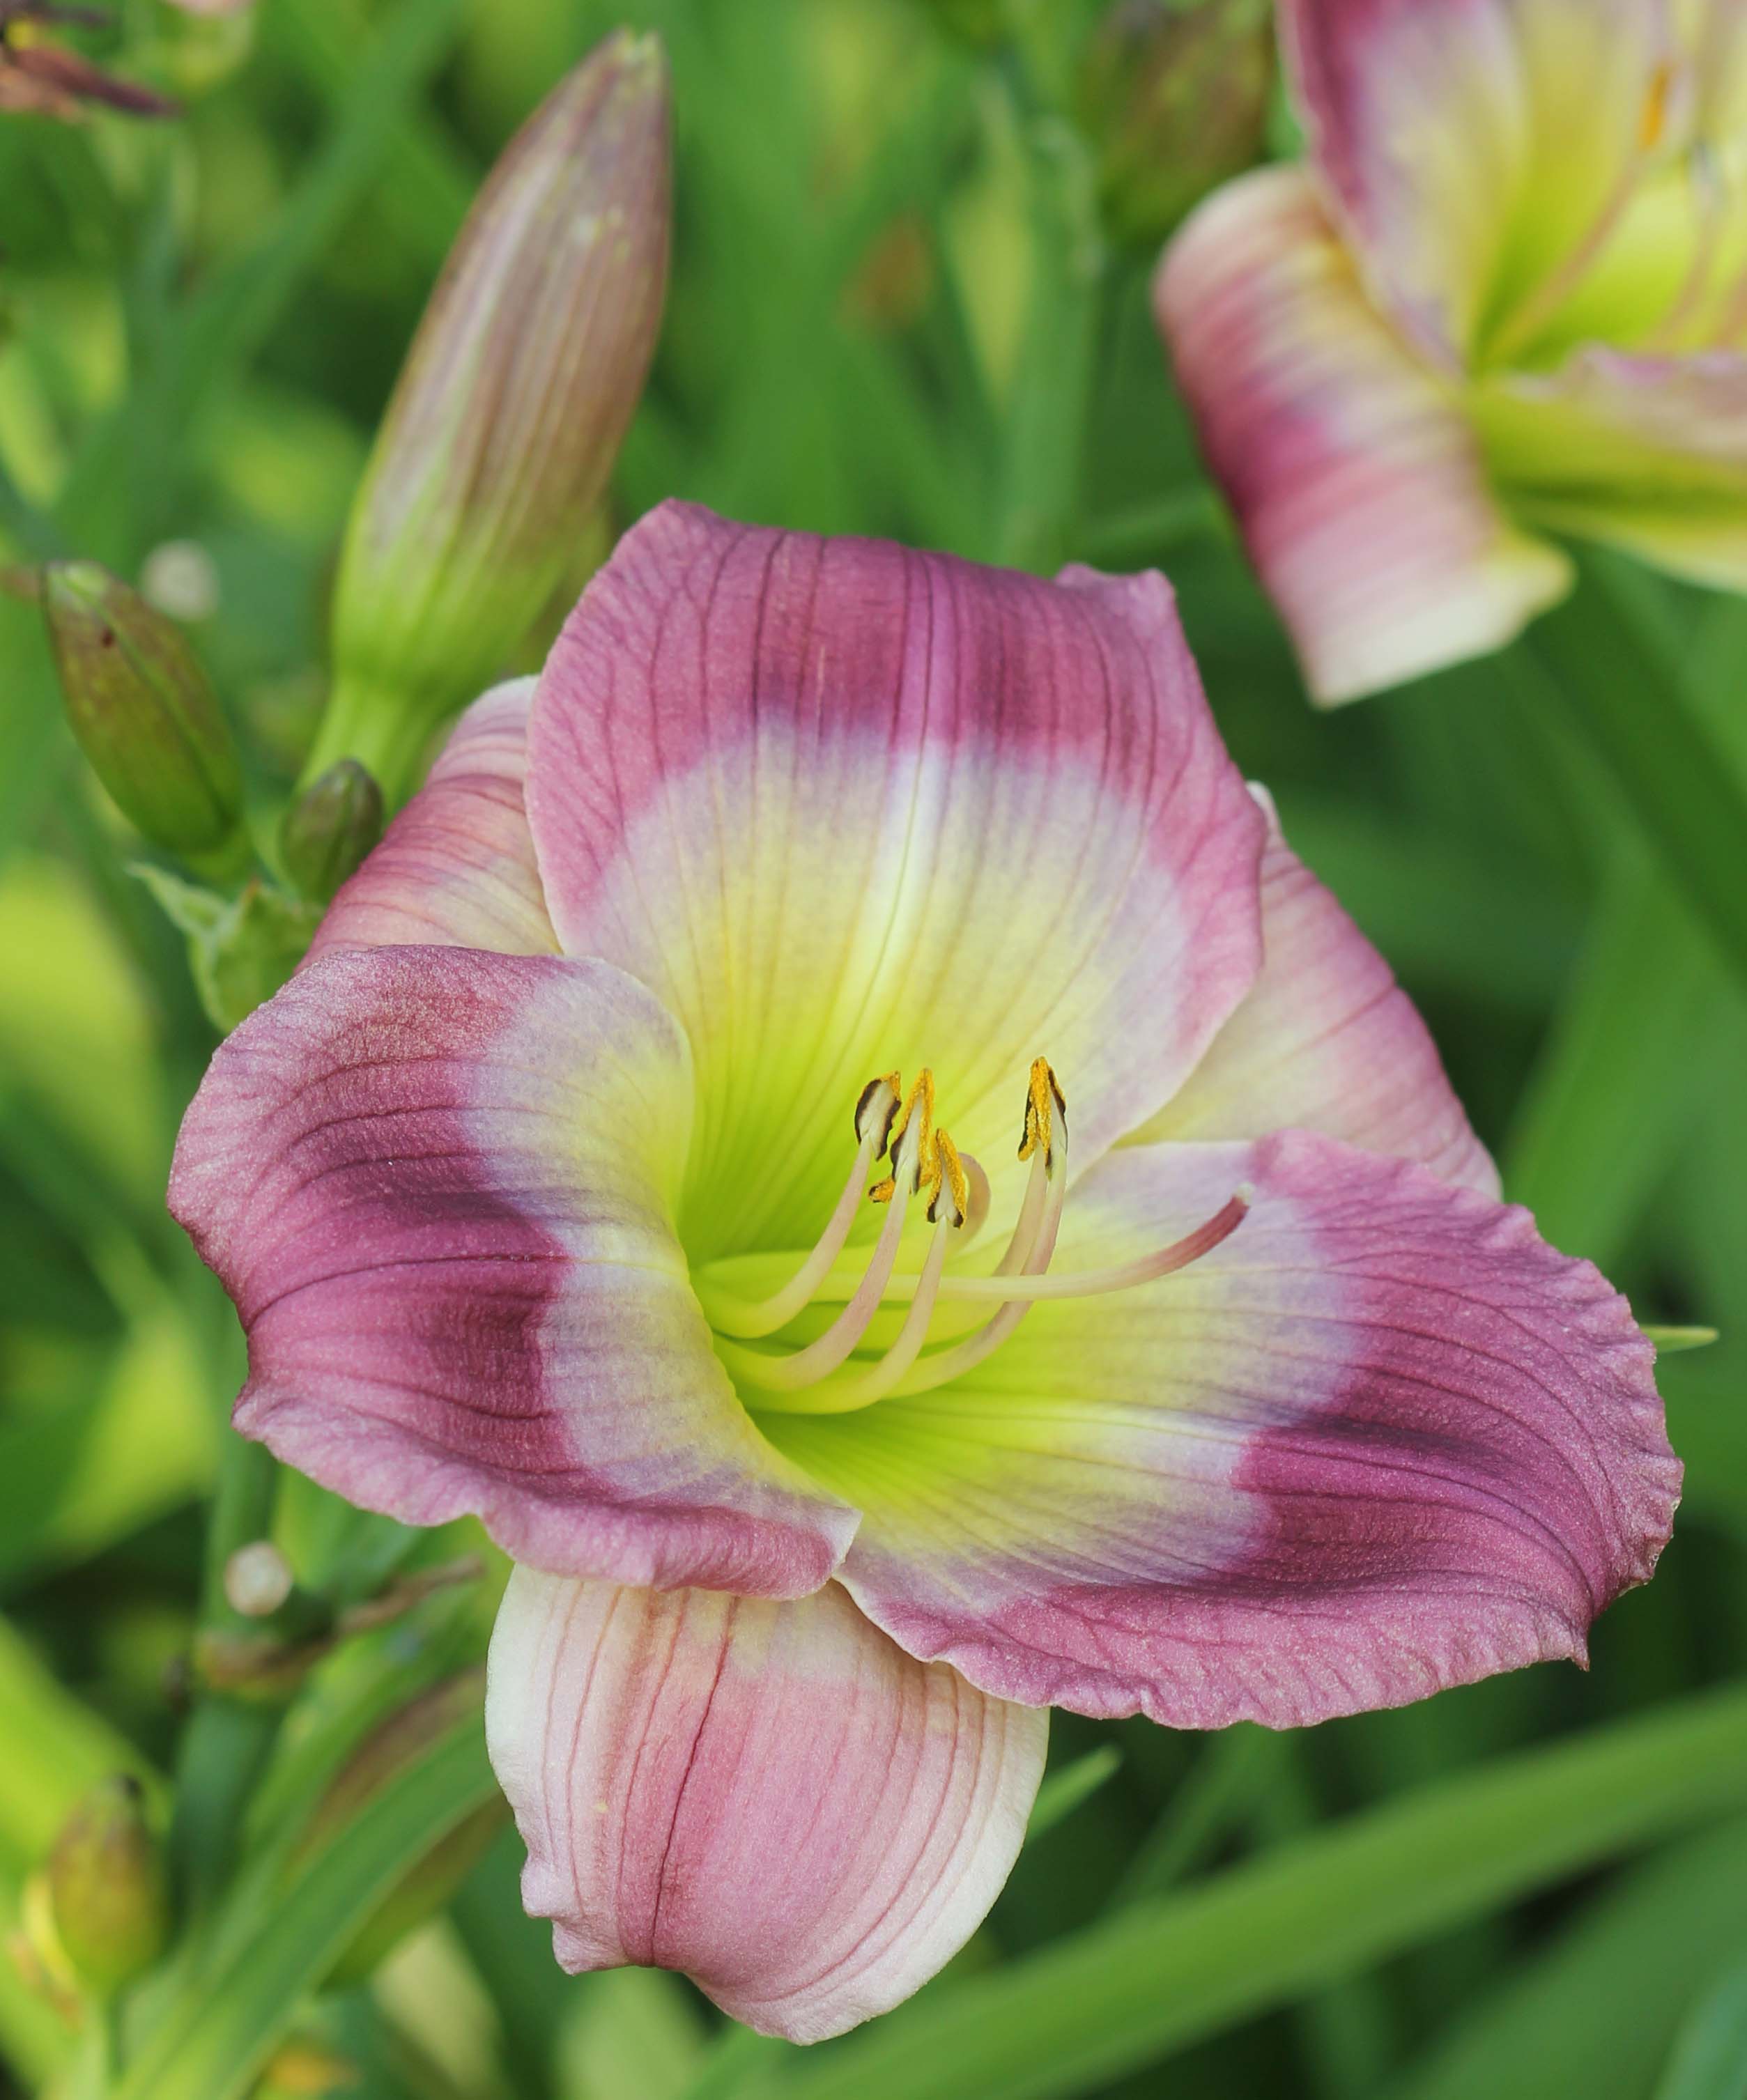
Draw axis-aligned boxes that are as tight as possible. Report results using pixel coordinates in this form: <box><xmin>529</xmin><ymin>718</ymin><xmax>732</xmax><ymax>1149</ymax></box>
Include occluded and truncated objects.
<box><xmin>888</xmin><ymin>1069</ymin><xmax>936</xmax><ymax>1161</ymax></box>
<box><xmin>927</xmin><ymin>1129</ymin><xmax>971</xmax><ymax>1227</ymax></box>
<box><xmin>1017</xmin><ymin>1058</ymin><xmax>1067</xmax><ymax>1168</ymax></box>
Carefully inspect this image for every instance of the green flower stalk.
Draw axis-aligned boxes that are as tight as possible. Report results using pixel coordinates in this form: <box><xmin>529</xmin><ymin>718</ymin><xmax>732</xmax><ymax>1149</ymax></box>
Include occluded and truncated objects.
<box><xmin>43</xmin><ymin>1776</ymin><xmax>170</xmax><ymax>1998</ymax></box>
<box><xmin>1079</xmin><ymin>0</ymin><xmax>1273</xmax><ymax>247</ymax></box>
<box><xmin>307</xmin><ymin>28</ymin><xmax>671</xmax><ymax>805</ymax></box>
<box><xmin>40</xmin><ymin>559</ymin><xmax>246</xmax><ymax>874</ymax></box>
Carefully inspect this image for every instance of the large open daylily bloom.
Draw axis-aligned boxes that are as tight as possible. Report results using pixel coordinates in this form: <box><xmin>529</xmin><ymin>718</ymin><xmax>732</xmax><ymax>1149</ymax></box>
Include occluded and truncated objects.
<box><xmin>1156</xmin><ymin>0</ymin><xmax>1747</xmax><ymax>703</ymax></box>
<box><xmin>170</xmin><ymin>503</ymin><xmax>1677</xmax><ymax>2040</ymax></box>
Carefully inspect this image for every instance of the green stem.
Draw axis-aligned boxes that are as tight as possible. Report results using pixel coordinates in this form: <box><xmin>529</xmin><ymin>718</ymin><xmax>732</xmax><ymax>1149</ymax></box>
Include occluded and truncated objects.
<box><xmin>295</xmin><ymin>672</ymin><xmax>447</xmax><ymax>810</ymax></box>
<box><xmin>169</xmin><ymin>1438</ymin><xmax>284</xmax><ymax>1919</ymax></box>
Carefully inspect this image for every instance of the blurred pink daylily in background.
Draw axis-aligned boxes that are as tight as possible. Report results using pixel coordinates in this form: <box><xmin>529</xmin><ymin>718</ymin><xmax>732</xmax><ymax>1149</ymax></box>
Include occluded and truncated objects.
<box><xmin>1157</xmin><ymin>0</ymin><xmax>1747</xmax><ymax>703</ymax></box>
<box><xmin>170</xmin><ymin>504</ymin><xmax>1677</xmax><ymax>2039</ymax></box>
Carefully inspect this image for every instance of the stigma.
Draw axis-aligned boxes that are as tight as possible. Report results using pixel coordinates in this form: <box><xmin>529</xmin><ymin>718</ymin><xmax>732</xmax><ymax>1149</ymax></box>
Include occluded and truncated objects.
<box><xmin>701</xmin><ymin>1058</ymin><xmax>1248</xmax><ymax>1416</ymax></box>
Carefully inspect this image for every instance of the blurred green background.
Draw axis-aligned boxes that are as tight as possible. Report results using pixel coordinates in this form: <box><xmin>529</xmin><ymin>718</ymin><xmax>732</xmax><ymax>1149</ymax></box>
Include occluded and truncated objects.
<box><xmin>3</xmin><ymin>1</ymin><xmax>1747</xmax><ymax>2097</ymax></box>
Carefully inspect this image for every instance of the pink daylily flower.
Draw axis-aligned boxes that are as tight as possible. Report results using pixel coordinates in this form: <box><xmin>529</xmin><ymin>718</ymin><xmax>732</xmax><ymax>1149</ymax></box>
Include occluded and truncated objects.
<box><xmin>170</xmin><ymin>504</ymin><xmax>1678</xmax><ymax>2040</ymax></box>
<box><xmin>1156</xmin><ymin>0</ymin><xmax>1747</xmax><ymax>703</ymax></box>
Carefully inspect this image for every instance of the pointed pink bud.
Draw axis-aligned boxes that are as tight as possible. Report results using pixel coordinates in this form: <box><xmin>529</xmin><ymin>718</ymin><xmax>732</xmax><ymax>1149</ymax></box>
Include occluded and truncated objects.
<box><xmin>310</xmin><ymin>30</ymin><xmax>671</xmax><ymax>803</ymax></box>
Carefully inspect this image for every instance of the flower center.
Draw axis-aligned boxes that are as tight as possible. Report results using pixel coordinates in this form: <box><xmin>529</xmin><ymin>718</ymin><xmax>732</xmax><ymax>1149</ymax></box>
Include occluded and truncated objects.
<box><xmin>696</xmin><ymin>1058</ymin><xmax>1249</xmax><ymax>1416</ymax></box>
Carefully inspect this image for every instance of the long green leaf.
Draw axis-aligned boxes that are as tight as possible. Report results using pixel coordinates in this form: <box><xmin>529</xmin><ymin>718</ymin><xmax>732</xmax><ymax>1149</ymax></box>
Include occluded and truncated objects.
<box><xmin>116</xmin><ymin>1722</ymin><xmax>497</xmax><ymax>2100</ymax></box>
<box><xmin>0</xmin><ymin>1612</ymin><xmax>159</xmax><ymax>1868</ymax></box>
<box><xmin>1502</xmin><ymin>859</ymin><xmax>1738</xmax><ymax>1268</ymax></box>
<box><xmin>1530</xmin><ymin>552</ymin><xmax>1747</xmax><ymax>994</ymax></box>
<box><xmin>773</xmin><ymin>1684</ymin><xmax>1747</xmax><ymax>2100</ymax></box>
<box><xmin>1654</xmin><ymin>1949</ymin><xmax>1747</xmax><ymax>2100</ymax></box>
<box><xmin>1387</xmin><ymin>1819</ymin><xmax>1747</xmax><ymax>2100</ymax></box>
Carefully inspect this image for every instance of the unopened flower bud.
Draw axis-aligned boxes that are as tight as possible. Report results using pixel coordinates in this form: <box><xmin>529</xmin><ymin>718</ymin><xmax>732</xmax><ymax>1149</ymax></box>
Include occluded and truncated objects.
<box><xmin>40</xmin><ymin>560</ymin><xmax>245</xmax><ymax>863</ymax></box>
<box><xmin>44</xmin><ymin>1776</ymin><xmax>169</xmax><ymax>1997</ymax></box>
<box><xmin>1078</xmin><ymin>0</ymin><xmax>1274</xmax><ymax>247</ymax></box>
<box><xmin>281</xmin><ymin>759</ymin><xmax>384</xmax><ymax>903</ymax></box>
<box><xmin>311</xmin><ymin>29</ymin><xmax>671</xmax><ymax>803</ymax></box>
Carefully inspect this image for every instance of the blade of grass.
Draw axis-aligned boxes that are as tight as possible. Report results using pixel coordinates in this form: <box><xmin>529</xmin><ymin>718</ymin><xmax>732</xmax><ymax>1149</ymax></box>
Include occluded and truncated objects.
<box><xmin>1529</xmin><ymin>550</ymin><xmax>1747</xmax><ymax>994</ymax></box>
<box><xmin>1386</xmin><ymin>1819</ymin><xmax>1747</xmax><ymax>2100</ymax></box>
<box><xmin>0</xmin><ymin>1611</ymin><xmax>161</xmax><ymax>1868</ymax></box>
<box><xmin>1272</xmin><ymin>788</ymin><xmax>1581</xmax><ymax>1017</ymax></box>
<box><xmin>1502</xmin><ymin>858</ymin><xmax>1738</xmax><ymax>1269</ymax></box>
<box><xmin>1653</xmin><ymin>1948</ymin><xmax>1747</xmax><ymax>2100</ymax></box>
<box><xmin>1113</xmin><ymin>1726</ymin><xmax>1272</xmax><ymax>1904</ymax></box>
<box><xmin>54</xmin><ymin>0</ymin><xmax>468</xmax><ymax>557</ymax></box>
<box><xmin>1027</xmin><ymin>1745</ymin><xmax>1122</xmax><ymax>1840</ymax></box>
<box><xmin>264</xmin><ymin>0</ymin><xmax>475</xmax><ymax>268</ymax></box>
<box><xmin>769</xmin><ymin>1681</ymin><xmax>1747</xmax><ymax>2100</ymax></box>
<box><xmin>116</xmin><ymin>1720</ymin><xmax>498</xmax><ymax>2100</ymax></box>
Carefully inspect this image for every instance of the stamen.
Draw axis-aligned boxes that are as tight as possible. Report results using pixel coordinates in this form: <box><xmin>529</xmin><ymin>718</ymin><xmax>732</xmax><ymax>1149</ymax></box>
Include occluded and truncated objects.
<box><xmin>751</xmin><ymin>1125</ymin><xmax>970</xmax><ymax>1415</ymax></box>
<box><xmin>715</xmin><ymin>1115</ymin><xmax>925</xmax><ymax>1391</ymax></box>
<box><xmin>700</xmin><ymin>1056</ymin><xmax>1249</xmax><ymax>1416</ymax></box>
<box><xmin>705</xmin><ymin>1074</ymin><xmax>899</xmax><ymax>1340</ymax></box>
<box><xmin>856</xmin><ymin>1186</ymin><xmax>1252</xmax><ymax>1306</ymax></box>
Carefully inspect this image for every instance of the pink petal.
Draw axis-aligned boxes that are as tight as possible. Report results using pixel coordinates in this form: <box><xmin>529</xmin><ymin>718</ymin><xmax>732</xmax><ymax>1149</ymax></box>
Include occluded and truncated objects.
<box><xmin>1157</xmin><ymin>166</ymin><xmax>1571</xmax><ymax>702</ymax></box>
<box><xmin>170</xmin><ymin>945</ymin><xmax>854</xmax><ymax>1594</ymax></box>
<box><xmin>486</xmin><ymin>1572</ymin><xmax>1045</xmax><ymax>2042</ymax></box>
<box><xmin>309</xmin><ymin>680</ymin><xmax>557</xmax><ymax>964</ymax></box>
<box><xmin>1279</xmin><ymin>0</ymin><xmax>1666</xmax><ymax>363</ymax></box>
<box><xmin>523</xmin><ymin>500</ymin><xmax>1265</xmax><ymax>1247</ymax></box>
<box><xmin>1159</xmin><ymin>166</ymin><xmax>1570</xmax><ymax>705</ymax></box>
<box><xmin>1132</xmin><ymin>789</ymin><xmax>1498</xmax><ymax>1193</ymax></box>
<box><xmin>770</xmin><ymin>1132</ymin><xmax>1677</xmax><ymax>1729</ymax></box>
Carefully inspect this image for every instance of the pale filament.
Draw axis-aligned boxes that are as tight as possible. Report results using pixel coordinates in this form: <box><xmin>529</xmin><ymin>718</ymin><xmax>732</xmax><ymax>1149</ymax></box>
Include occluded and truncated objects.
<box><xmin>705</xmin><ymin>1075</ymin><xmax>900</xmax><ymax>1341</ymax></box>
<box><xmin>705</xmin><ymin>1058</ymin><xmax>1249</xmax><ymax>1418</ymax></box>
<box><xmin>714</xmin><ymin>1116</ymin><xmax>926</xmax><ymax>1393</ymax></box>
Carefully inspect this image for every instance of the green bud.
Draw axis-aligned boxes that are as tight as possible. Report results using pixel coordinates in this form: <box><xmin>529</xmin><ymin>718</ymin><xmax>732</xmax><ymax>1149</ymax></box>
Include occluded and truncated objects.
<box><xmin>303</xmin><ymin>1674</ymin><xmax>507</xmax><ymax>1987</ymax></box>
<box><xmin>281</xmin><ymin>759</ymin><xmax>385</xmax><ymax>903</ymax></box>
<box><xmin>310</xmin><ymin>29</ymin><xmax>672</xmax><ymax>803</ymax></box>
<box><xmin>1078</xmin><ymin>0</ymin><xmax>1274</xmax><ymax>247</ymax></box>
<box><xmin>41</xmin><ymin>560</ymin><xmax>244</xmax><ymax>860</ymax></box>
<box><xmin>45</xmin><ymin>1776</ymin><xmax>170</xmax><ymax>1997</ymax></box>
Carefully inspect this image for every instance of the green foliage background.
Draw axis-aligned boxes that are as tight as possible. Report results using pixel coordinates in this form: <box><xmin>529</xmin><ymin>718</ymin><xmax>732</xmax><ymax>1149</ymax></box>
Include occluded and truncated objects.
<box><xmin>2</xmin><ymin>1</ymin><xmax>1747</xmax><ymax>2097</ymax></box>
